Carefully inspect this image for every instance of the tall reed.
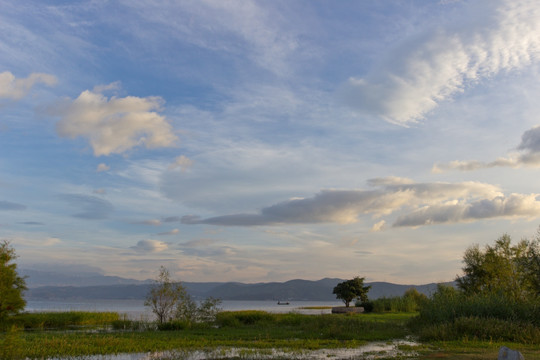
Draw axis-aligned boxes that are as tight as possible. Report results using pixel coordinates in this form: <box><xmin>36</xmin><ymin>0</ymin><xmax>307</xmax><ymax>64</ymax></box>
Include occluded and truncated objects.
<box><xmin>410</xmin><ymin>287</ymin><xmax>540</xmax><ymax>343</ymax></box>
<box><xmin>5</xmin><ymin>311</ymin><xmax>120</xmax><ymax>330</ymax></box>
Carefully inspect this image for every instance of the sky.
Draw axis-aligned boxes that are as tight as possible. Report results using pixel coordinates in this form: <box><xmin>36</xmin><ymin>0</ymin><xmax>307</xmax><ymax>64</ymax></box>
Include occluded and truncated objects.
<box><xmin>3</xmin><ymin>0</ymin><xmax>540</xmax><ymax>285</ymax></box>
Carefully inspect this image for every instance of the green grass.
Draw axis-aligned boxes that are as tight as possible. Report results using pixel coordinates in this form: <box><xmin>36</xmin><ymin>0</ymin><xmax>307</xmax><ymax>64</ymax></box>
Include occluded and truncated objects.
<box><xmin>0</xmin><ymin>311</ymin><xmax>414</xmax><ymax>359</ymax></box>
<box><xmin>409</xmin><ymin>290</ymin><xmax>540</xmax><ymax>343</ymax></box>
<box><xmin>415</xmin><ymin>340</ymin><xmax>540</xmax><ymax>359</ymax></box>
<box><xmin>3</xmin><ymin>308</ymin><xmax>540</xmax><ymax>359</ymax></box>
<box><xmin>371</xmin><ymin>296</ymin><xmax>419</xmax><ymax>313</ymax></box>
<box><xmin>3</xmin><ymin>311</ymin><xmax>120</xmax><ymax>330</ymax></box>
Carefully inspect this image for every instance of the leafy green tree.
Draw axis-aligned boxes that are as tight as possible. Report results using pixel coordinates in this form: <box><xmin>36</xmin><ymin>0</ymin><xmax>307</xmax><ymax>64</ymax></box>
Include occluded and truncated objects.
<box><xmin>456</xmin><ymin>233</ymin><xmax>540</xmax><ymax>301</ymax></box>
<box><xmin>403</xmin><ymin>288</ymin><xmax>429</xmax><ymax>310</ymax></box>
<box><xmin>333</xmin><ymin>276</ymin><xmax>371</xmax><ymax>307</ymax></box>
<box><xmin>0</xmin><ymin>240</ymin><xmax>27</xmax><ymax>320</ymax></box>
<box><xmin>145</xmin><ymin>266</ymin><xmax>189</xmax><ymax>324</ymax></box>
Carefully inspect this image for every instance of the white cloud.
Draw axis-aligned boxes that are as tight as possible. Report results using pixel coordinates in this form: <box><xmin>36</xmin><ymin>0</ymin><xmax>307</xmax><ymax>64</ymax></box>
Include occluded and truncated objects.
<box><xmin>123</xmin><ymin>1</ymin><xmax>301</xmax><ymax>76</ymax></box>
<box><xmin>433</xmin><ymin>125</ymin><xmax>540</xmax><ymax>172</ymax></box>
<box><xmin>0</xmin><ymin>71</ymin><xmax>57</xmax><ymax>100</ymax></box>
<box><xmin>43</xmin><ymin>237</ymin><xmax>61</xmax><ymax>246</ymax></box>
<box><xmin>168</xmin><ymin>155</ymin><xmax>193</xmax><ymax>171</ymax></box>
<box><xmin>54</xmin><ymin>85</ymin><xmax>178</xmax><ymax>156</ymax></box>
<box><xmin>394</xmin><ymin>193</ymin><xmax>540</xmax><ymax>227</ymax></box>
<box><xmin>371</xmin><ymin>220</ymin><xmax>386</xmax><ymax>232</ymax></box>
<box><xmin>131</xmin><ymin>239</ymin><xmax>168</xmax><ymax>253</ymax></box>
<box><xmin>157</xmin><ymin>228</ymin><xmax>179</xmax><ymax>236</ymax></box>
<box><xmin>96</xmin><ymin>163</ymin><xmax>110</xmax><ymax>172</ymax></box>
<box><xmin>181</xmin><ymin>178</ymin><xmax>532</xmax><ymax>228</ymax></box>
<box><xmin>340</xmin><ymin>0</ymin><xmax>540</xmax><ymax>125</ymax></box>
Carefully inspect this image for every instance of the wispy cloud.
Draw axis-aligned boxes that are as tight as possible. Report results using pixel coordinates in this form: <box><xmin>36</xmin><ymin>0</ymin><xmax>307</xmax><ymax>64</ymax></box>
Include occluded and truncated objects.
<box><xmin>53</xmin><ymin>84</ymin><xmax>178</xmax><ymax>156</ymax></box>
<box><xmin>96</xmin><ymin>163</ymin><xmax>110</xmax><ymax>172</ymax></box>
<box><xmin>340</xmin><ymin>0</ymin><xmax>540</xmax><ymax>125</ymax></box>
<box><xmin>58</xmin><ymin>194</ymin><xmax>114</xmax><ymax>220</ymax></box>
<box><xmin>19</xmin><ymin>221</ymin><xmax>44</xmax><ymax>225</ymax></box>
<box><xmin>123</xmin><ymin>1</ymin><xmax>302</xmax><ymax>76</ymax></box>
<box><xmin>133</xmin><ymin>219</ymin><xmax>162</xmax><ymax>226</ymax></box>
<box><xmin>168</xmin><ymin>155</ymin><xmax>193</xmax><ymax>172</ymax></box>
<box><xmin>179</xmin><ymin>238</ymin><xmax>236</xmax><ymax>258</ymax></box>
<box><xmin>44</xmin><ymin>237</ymin><xmax>61</xmax><ymax>246</ymax></box>
<box><xmin>131</xmin><ymin>239</ymin><xmax>168</xmax><ymax>253</ymax></box>
<box><xmin>181</xmin><ymin>177</ymin><xmax>540</xmax><ymax>228</ymax></box>
<box><xmin>0</xmin><ymin>71</ymin><xmax>57</xmax><ymax>101</ymax></box>
<box><xmin>0</xmin><ymin>200</ymin><xmax>26</xmax><ymax>211</ymax></box>
<box><xmin>157</xmin><ymin>228</ymin><xmax>179</xmax><ymax>236</ymax></box>
<box><xmin>434</xmin><ymin>125</ymin><xmax>540</xmax><ymax>172</ymax></box>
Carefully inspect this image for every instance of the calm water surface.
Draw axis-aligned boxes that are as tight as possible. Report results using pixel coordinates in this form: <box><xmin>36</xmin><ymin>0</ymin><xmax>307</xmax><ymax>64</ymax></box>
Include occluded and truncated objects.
<box><xmin>25</xmin><ymin>299</ymin><xmax>344</xmax><ymax>319</ymax></box>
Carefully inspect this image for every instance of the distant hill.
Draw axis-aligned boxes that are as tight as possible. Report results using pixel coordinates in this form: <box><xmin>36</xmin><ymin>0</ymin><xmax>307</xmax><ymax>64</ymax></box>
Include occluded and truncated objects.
<box><xmin>20</xmin><ymin>269</ymin><xmax>153</xmax><ymax>288</ymax></box>
<box><xmin>26</xmin><ymin>277</ymin><xmax>452</xmax><ymax>301</ymax></box>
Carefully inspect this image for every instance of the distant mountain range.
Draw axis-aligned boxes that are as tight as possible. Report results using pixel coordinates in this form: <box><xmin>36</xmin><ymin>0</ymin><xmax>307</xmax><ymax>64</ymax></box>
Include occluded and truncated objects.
<box><xmin>20</xmin><ymin>269</ymin><xmax>153</xmax><ymax>287</ymax></box>
<box><xmin>23</xmin><ymin>270</ymin><xmax>451</xmax><ymax>301</ymax></box>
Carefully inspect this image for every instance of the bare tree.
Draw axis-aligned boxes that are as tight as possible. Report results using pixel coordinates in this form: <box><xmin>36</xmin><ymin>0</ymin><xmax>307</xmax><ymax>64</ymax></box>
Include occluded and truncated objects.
<box><xmin>144</xmin><ymin>266</ymin><xmax>188</xmax><ymax>324</ymax></box>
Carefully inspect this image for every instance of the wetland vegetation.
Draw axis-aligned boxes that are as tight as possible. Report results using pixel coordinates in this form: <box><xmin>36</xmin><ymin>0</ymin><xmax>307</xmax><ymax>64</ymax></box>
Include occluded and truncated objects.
<box><xmin>2</xmin><ymin>234</ymin><xmax>540</xmax><ymax>358</ymax></box>
<box><xmin>1</xmin><ymin>304</ymin><xmax>540</xmax><ymax>359</ymax></box>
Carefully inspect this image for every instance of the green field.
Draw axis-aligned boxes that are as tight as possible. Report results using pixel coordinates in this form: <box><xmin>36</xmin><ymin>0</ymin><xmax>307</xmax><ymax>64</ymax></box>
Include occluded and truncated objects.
<box><xmin>1</xmin><ymin>310</ymin><xmax>539</xmax><ymax>359</ymax></box>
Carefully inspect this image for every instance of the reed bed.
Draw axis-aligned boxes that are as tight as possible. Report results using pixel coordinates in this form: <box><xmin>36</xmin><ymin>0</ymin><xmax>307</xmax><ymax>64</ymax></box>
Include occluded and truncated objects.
<box><xmin>410</xmin><ymin>290</ymin><xmax>540</xmax><ymax>343</ymax></box>
<box><xmin>0</xmin><ymin>311</ymin><xmax>414</xmax><ymax>359</ymax></box>
<box><xmin>370</xmin><ymin>296</ymin><xmax>419</xmax><ymax>313</ymax></box>
<box><xmin>4</xmin><ymin>311</ymin><xmax>120</xmax><ymax>330</ymax></box>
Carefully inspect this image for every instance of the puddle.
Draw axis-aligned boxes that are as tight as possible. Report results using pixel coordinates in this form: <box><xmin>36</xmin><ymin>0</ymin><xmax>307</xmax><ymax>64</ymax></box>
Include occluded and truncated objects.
<box><xmin>55</xmin><ymin>339</ymin><xmax>419</xmax><ymax>359</ymax></box>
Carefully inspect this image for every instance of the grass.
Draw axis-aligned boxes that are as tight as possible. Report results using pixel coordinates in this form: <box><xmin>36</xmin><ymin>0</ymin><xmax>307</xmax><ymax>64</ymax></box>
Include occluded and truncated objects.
<box><xmin>415</xmin><ymin>340</ymin><xmax>540</xmax><ymax>359</ymax></box>
<box><xmin>2</xmin><ymin>307</ymin><xmax>540</xmax><ymax>359</ymax></box>
<box><xmin>0</xmin><ymin>311</ymin><xmax>414</xmax><ymax>359</ymax></box>
<box><xmin>3</xmin><ymin>311</ymin><xmax>120</xmax><ymax>330</ymax></box>
<box><xmin>410</xmin><ymin>290</ymin><xmax>540</xmax><ymax>343</ymax></box>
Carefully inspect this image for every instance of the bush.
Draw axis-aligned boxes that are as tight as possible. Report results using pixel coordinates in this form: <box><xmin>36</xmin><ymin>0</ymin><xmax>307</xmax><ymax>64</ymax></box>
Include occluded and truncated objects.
<box><xmin>216</xmin><ymin>311</ymin><xmax>274</xmax><ymax>327</ymax></box>
<box><xmin>158</xmin><ymin>320</ymin><xmax>190</xmax><ymax>331</ymax></box>
<box><xmin>409</xmin><ymin>284</ymin><xmax>540</xmax><ymax>342</ymax></box>
<box><xmin>416</xmin><ymin>316</ymin><xmax>540</xmax><ymax>343</ymax></box>
<box><xmin>368</xmin><ymin>296</ymin><xmax>417</xmax><ymax>313</ymax></box>
<box><xmin>356</xmin><ymin>301</ymin><xmax>374</xmax><ymax>313</ymax></box>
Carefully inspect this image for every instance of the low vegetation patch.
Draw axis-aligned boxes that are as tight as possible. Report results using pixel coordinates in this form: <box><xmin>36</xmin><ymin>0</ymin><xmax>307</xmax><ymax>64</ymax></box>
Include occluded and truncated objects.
<box><xmin>409</xmin><ymin>285</ymin><xmax>540</xmax><ymax>343</ymax></box>
<box><xmin>0</xmin><ymin>311</ymin><xmax>414</xmax><ymax>359</ymax></box>
<box><xmin>4</xmin><ymin>311</ymin><xmax>120</xmax><ymax>330</ymax></box>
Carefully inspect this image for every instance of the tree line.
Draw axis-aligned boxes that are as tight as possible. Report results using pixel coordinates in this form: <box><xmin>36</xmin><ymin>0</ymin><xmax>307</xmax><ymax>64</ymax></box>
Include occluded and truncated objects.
<box><xmin>1</xmin><ymin>228</ymin><xmax>540</xmax><ymax>323</ymax></box>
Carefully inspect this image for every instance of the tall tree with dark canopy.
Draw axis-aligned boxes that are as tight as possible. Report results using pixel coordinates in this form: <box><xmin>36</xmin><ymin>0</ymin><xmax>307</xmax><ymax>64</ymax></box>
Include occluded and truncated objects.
<box><xmin>0</xmin><ymin>240</ymin><xmax>27</xmax><ymax>320</ymax></box>
<box><xmin>333</xmin><ymin>276</ymin><xmax>371</xmax><ymax>307</ymax></box>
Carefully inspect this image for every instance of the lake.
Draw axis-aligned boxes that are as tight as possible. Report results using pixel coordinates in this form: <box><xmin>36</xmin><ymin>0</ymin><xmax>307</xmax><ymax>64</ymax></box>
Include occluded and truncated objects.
<box><xmin>25</xmin><ymin>299</ymin><xmax>344</xmax><ymax>319</ymax></box>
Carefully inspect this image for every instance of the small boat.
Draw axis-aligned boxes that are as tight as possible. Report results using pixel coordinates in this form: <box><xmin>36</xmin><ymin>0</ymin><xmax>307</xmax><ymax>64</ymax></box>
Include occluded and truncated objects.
<box><xmin>277</xmin><ymin>301</ymin><xmax>290</xmax><ymax>305</ymax></box>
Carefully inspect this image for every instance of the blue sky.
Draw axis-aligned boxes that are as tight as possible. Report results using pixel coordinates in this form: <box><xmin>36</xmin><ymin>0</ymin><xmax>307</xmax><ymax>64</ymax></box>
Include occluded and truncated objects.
<box><xmin>3</xmin><ymin>0</ymin><xmax>540</xmax><ymax>284</ymax></box>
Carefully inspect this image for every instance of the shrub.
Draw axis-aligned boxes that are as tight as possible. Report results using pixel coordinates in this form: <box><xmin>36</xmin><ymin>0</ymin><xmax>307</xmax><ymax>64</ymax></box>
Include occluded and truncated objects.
<box><xmin>356</xmin><ymin>301</ymin><xmax>374</xmax><ymax>313</ymax></box>
<box><xmin>410</xmin><ymin>283</ymin><xmax>540</xmax><ymax>342</ymax></box>
<box><xmin>216</xmin><ymin>311</ymin><xmax>274</xmax><ymax>327</ymax></box>
<box><xmin>158</xmin><ymin>320</ymin><xmax>190</xmax><ymax>331</ymax></box>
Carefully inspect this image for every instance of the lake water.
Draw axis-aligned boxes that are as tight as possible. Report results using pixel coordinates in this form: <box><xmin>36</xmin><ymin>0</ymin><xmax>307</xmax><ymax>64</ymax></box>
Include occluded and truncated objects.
<box><xmin>25</xmin><ymin>299</ymin><xmax>344</xmax><ymax>319</ymax></box>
